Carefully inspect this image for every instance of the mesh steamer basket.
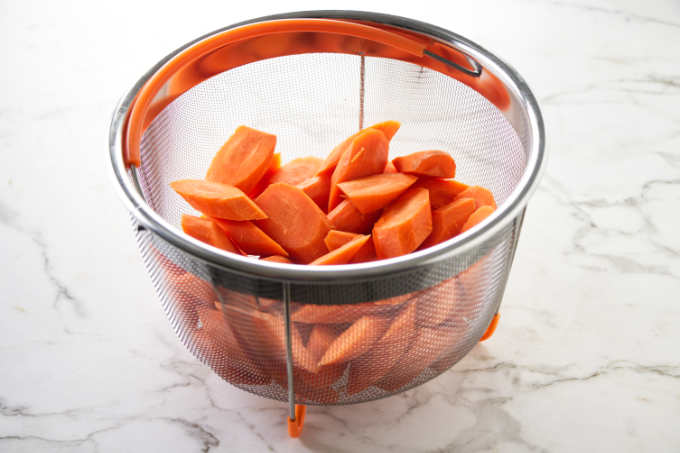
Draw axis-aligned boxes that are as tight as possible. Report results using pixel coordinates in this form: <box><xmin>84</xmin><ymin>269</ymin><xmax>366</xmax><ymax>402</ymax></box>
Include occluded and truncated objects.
<box><xmin>109</xmin><ymin>11</ymin><xmax>545</xmax><ymax>437</ymax></box>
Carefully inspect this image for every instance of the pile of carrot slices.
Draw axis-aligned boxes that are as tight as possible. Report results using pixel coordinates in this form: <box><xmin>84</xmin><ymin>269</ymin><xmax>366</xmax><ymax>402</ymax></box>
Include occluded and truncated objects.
<box><xmin>171</xmin><ymin>122</ymin><xmax>496</xmax><ymax>265</ymax></box>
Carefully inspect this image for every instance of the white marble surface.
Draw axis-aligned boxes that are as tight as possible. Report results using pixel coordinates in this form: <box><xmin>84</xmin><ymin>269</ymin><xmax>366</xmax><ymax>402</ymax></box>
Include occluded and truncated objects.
<box><xmin>1</xmin><ymin>0</ymin><xmax>679</xmax><ymax>451</ymax></box>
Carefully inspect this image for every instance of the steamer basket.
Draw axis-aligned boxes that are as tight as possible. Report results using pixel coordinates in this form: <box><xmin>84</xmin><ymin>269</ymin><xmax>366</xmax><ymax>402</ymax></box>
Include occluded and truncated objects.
<box><xmin>109</xmin><ymin>11</ymin><xmax>545</xmax><ymax>437</ymax></box>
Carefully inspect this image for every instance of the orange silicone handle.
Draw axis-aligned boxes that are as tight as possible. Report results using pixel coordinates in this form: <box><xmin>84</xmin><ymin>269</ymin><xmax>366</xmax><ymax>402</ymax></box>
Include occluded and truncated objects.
<box><xmin>479</xmin><ymin>313</ymin><xmax>500</xmax><ymax>342</ymax></box>
<box><xmin>287</xmin><ymin>404</ymin><xmax>307</xmax><ymax>438</ymax></box>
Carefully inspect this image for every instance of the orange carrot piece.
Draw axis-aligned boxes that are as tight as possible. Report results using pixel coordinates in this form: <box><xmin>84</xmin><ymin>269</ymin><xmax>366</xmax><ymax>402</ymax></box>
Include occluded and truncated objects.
<box><xmin>414</xmin><ymin>277</ymin><xmax>459</xmax><ymax>327</ymax></box>
<box><xmin>413</xmin><ymin>178</ymin><xmax>469</xmax><ymax>209</ymax></box>
<box><xmin>328</xmin><ymin>128</ymin><xmax>389</xmax><ymax>211</ymax></box>
<box><xmin>318</xmin><ymin>315</ymin><xmax>390</xmax><ymax>366</ymax></box>
<box><xmin>180</xmin><ymin>214</ymin><xmax>240</xmax><ymax>253</ymax></box>
<box><xmin>324</xmin><ymin>230</ymin><xmax>360</xmax><ymax>251</ymax></box>
<box><xmin>261</xmin><ymin>255</ymin><xmax>293</xmax><ymax>264</ymax></box>
<box><xmin>372</xmin><ymin>187</ymin><xmax>433</xmax><ymax>258</ymax></box>
<box><xmin>393</xmin><ymin>150</ymin><xmax>456</xmax><ymax>178</ymax></box>
<box><xmin>255</xmin><ymin>183</ymin><xmax>331</xmax><ymax>263</ymax></box>
<box><xmin>420</xmin><ymin>198</ymin><xmax>477</xmax><ymax>248</ymax></box>
<box><xmin>270</xmin><ymin>157</ymin><xmax>323</xmax><ymax>186</ymax></box>
<box><xmin>454</xmin><ymin>185</ymin><xmax>497</xmax><ymax>209</ymax></box>
<box><xmin>248</xmin><ymin>152</ymin><xmax>281</xmax><ymax>198</ymax></box>
<box><xmin>347</xmin><ymin>301</ymin><xmax>417</xmax><ymax>394</ymax></box>
<box><xmin>291</xmin><ymin>302</ymin><xmax>395</xmax><ymax>324</ymax></box>
<box><xmin>337</xmin><ymin>173</ymin><xmax>417</xmax><ymax>214</ymax></box>
<box><xmin>370</xmin><ymin>120</ymin><xmax>401</xmax><ymax>141</ymax></box>
<box><xmin>350</xmin><ymin>238</ymin><xmax>377</xmax><ymax>263</ymax></box>
<box><xmin>171</xmin><ymin>179</ymin><xmax>267</xmax><ymax>220</ymax></box>
<box><xmin>327</xmin><ymin>200</ymin><xmax>381</xmax><ymax>234</ymax></box>
<box><xmin>297</xmin><ymin>174</ymin><xmax>330</xmax><ymax>212</ymax></box>
<box><xmin>383</xmin><ymin>161</ymin><xmax>398</xmax><ymax>174</ymax></box>
<box><xmin>461</xmin><ymin>205</ymin><xmax>495</xmax><ymax>232</ymax></box>
<box><xmin>310</xmin><ymin>235</ymin><xmax>371</xmax><ymax>265</ymax></box>
<box><xmin>212</xmin><ymin>219</ymin><xmax>288</xmax><ymax>257</ymax></box>
<box><xmin>205</xmin><ymin>125</ymin><xmax>276</xmax><ymax>193</ymax></box>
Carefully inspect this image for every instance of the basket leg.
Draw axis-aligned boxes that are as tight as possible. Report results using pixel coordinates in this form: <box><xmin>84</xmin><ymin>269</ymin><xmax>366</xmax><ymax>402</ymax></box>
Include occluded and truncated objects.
<box><xmin>282</xmin><ymin>282</ymin><xmax>306</xmax><ymax>437</ymax></box>
<box><xmin>479</xmin><ymin>313</ymin><xmax>500</xmax><ymax>342</ymax></box>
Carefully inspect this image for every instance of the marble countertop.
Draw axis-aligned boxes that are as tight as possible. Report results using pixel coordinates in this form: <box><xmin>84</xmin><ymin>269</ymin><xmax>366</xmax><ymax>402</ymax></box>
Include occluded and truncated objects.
<box><xmin>2</xmin><ymin>1</ymin><xmax>679</xmax><ymax>451</ymax></box>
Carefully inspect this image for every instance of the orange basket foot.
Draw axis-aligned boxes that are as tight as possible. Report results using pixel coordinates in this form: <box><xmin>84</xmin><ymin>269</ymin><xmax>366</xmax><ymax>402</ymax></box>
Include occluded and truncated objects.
<box><xmin>479</xmin><ymin>313</ymin><xmax>500</xmax><ymax>342</ymax></box>
<box><xmin>288</xmin><ymin>404</ymin><xmax>307</xmax><ymax>438</ymax></box>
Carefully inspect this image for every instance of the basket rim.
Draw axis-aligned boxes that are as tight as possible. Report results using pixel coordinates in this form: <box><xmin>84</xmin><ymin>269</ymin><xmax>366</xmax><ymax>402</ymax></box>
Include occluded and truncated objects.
<box><xmin>108</xmin><ymin>10</ymin><xmax>546</xmax><ymax>283</ymax></box>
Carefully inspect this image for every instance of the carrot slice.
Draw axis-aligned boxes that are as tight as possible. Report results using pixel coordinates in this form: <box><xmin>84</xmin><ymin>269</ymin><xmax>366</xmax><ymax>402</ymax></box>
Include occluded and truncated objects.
<box><xmin>212</xmin><ymin>219</ymin><xmax>288</xmax><ymax>257</ymax></box>
<box><xmin>261</xmin><ymin>255</ymin><xmax>293</xmax><ymax>264</ymax></box>
<box><xmin>328</xmin><ymin>128</ymin><xmax>389</xmax><ymax>211</ymax></box>
<box><xmin>393</xmin><ymin>150</ymin><xmax>456</xmax><ymax>178</ymax></box>
<box><xmin>318</xmin><ymin>315</ymin><xmax>390</xmax><ymax>366</ymax></box>
<box><xmin>370</xmin><ymin>120</ymin><xmax>401</xmax><ymax>141</ymax></box>
<box><xmin>270</xmin><ymin>157</ymin><xmax>323</xmax><ymax>186</ymax></box>
<box><xmin>337</xmin><ymin>173</ymin><xmax>417</xmax><ymax>214</ymax></box>
<box><xmin>454</xmin><ymin>185</ymin><xmax>497</xmax><ymax>209</ymax></box>
<box><xmin>327</xmin><ymin>200</ymin><xmax>381</xmax><ymax>234</ymax></box>
<box><xmin>248</xmin><ymin>152</ymin><xmax>281</xmax><ymax>198</ymax></box>
<box><xmin>310</xmin><ymin>235</ymin><xmax>371</xmax><ymax>265</ymax></box>
<box><xmin>413</xmin><ymin>178</ymin><xmax>469</xmax><ymax>209</ymax></box>
<box><xmin>350</xmin><ymin>239</ymin><xmax>377</xmax><ymax>263</ymax></box>
<box><xmin>347</xmin><ymin>301</ymin><xmax>417</xmax><ymax>394</ymax></box>
<box><xmin>414</xmin><ymin>278</ymin><xmax>459</xmax><ymax>327</ymax></box>
<box><xmin>372</xmin><ymin>187</ymin><xmax>433</xmax><ymax>258</ymax></box>
<box><xmin>383</xmin><ymin>161</ymin><xmax>398</xmax><ymax>174</ymax></box>
<box><xmin>292</xmin><ymin>300</ymin><xmax>398</xmax><ymax>324</ymax></box>
<box><xmin>205</xmin><ymin>125</ymin><xmax>276</xmax><ymax>194</ymax></box>
<box><xmin>324</xmin><ymin>230</ymin><xmax>360</xmax><ymax>250</ymax></box>
<box><xmin>461</xmin><ymin>205</ymin><xmax>495</xmax><ymax>232</ymax></box>
<box><xmin>297</xmin><ymin>174</ymin><xmax>330</xmax><ymax>212</ymax></box>
<box><xmin>420</xmin><ymin>198</ymin><xmax>477</xmax><ymax>248</ymax></box>
<box><xmin>255</xmin><ymin>183</ymin><xmax>331</xmax><ymax>263</ymax></box>
<box><xmin>171</xmin><ymin>179</ymin><xmax>267</xmax><ymax>220</ymax></box>
<box><xmin>180</xmin><ymin>214</ymin><xmax>240</xmax><ymax>253</ymax></box>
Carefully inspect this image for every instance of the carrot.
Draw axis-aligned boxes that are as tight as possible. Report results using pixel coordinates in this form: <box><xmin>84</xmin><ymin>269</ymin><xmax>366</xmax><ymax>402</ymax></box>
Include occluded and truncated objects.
<box><xmin>212</xmin><ymin>218</ymin><xmax>288</xmax><ymax>257</ymax></box>
<box><xmin>461</xmin><ymin>205</ymin><xmax>495</xmax><ymax>232</ymax></box>
<box><xmin>413</xmin><ymin>178</ymin><xmax>469</xmax><ymax>209</ymax></box>
<box><xmin>171</xmin><ymin>179</ymin><xmax>267</xmax><ymax>220</ymax></box>
<box><xmin>420</xmin><ymin>198</ymin><xmax>477</xmax><ymax>248</ymax></box>
<box><xmin>261</xmin><ymin>255</ymin><xmax>293</xmax><ymax>264</ymax></box>
<box><xmin>248</xmin><ymin>152</ymin><xmax>281</xmax><ymax>198</ymax></box>
<box><xmin>296</xmin><ymin>174</ymin><xmax>330</xmax><ymax>212</ymax></box>
<box><xmin>454</xmin><ymin>185</ymin><xmax>497</xmax><ymax>209</ymax></box>
<box><xmin>346</xmin><ymin>301</ymin><xmax>417</xmax><ymax>394</ymax></box>
<box><xmin>180</xmin><ymin>214</ymin><xmax>241</xmax><ymax>253</ymax></box>
<box><xmin>310</xmin><ymin>234</ymin><xmax>371</xmax><ymax>265</ymax></box>
<box><xmin>370</xmin><ymin>120</ymin><xmax>401</xmax><ymax>141</ymax></box>
<box><xmin>318</xmin><ymin>315</ymin><xmax>390</xmax><ymax>366</ymax></box>
<box><xmin>350</xmin><ymin>239</ymin><xmax>377</xmax><ymax>263</ymax></box>
<box><xmin>328</xmin><ymin>128</ymin><xmax>389</xmax><ymax>211</ymax></box>
<box><xmin>270</xmin><ymin>157</ymin><xmax>323</xmax><ymax>186</ymax></box>
<box><xmin>383</xmin><ymin>161</ymin><xmax>398</xmax><ymax>174</ymax></box>
<box><xmin>205</xmin><ymin>125</ymin><xmax>276</xmax><ymax>194</ymax></box>
<box><xmin>393</xmin><ymin>150</ymin><xmax>456</xmax><ymax>178</ymax></box>
<box><xmin>327</xmin><ymin>200</ymin><xmax>381</xmax><ymax>234</ymax></box>
<box><xmin>337</xmin><ymin>173</ymin><xmax>417</xmax><ymax>214</ymax></box>
<box><xmin>324</xmin><ymin>230</ymin><xmax>360</xmax><ymax>250</ymax></box>
<box><xmin>172</xmin><ymin>272</ymin><xmax>218</xmax><ymax>304</ymax></box>
<box><xmin>414</xmin><ymin>277</ymin><xmax>459</xmax><ymax>327</ymax></box>
<box><xmin>255</xmin><ymin>183</ymin><xmax>331</xmax><ymax>263</ymax></box>
<box><xmin>372</xmin><ymin>187</ymin><xmax>433</xmax><ymax>258</ymax></box>
<box><xmin>291</xmin><ymin>300</ymin><xmax>398</xmax><ymax>324</ymax></box>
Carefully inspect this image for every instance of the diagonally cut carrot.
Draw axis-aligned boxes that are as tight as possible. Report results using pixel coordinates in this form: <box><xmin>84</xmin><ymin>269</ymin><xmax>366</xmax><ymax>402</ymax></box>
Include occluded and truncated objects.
<box><xmin>171</xmin><ymin>179</ymin><xmax>267</xmax><ymax>220</ymax></box>
<box><xmin>413</xmin><ymin>178</ymin><xmax>469</xmax><ymax>209</ymax></box>
<box><xmin>324</xmin><ymin>230</ymin><xmax>360</xmax><ymax>251</ymax></box>
<box><xmin>248</xmin><ymin>152</ymin><xmax>281</xmax><ymax>198</ymax></box>
<box><xmin>291</xmin><ymin>302</ymin><xmax>395</xmax><ymax>324</ymax></box>
<box><xmin>370</xmin><ymin>120</ymin><xmax>401</xmax><ymax>141</ymax></box>
<box><xmin>327</xmin><ymin>199</ymin><xmax>381</xmax><ymax>234</ymax></box>
<box><xmin>270</xmin><ymin>157</ymin><xmax>323</xmax><ymax>186</ymax></box>
<box><xmin>212</xmin><ymin>218</ymin><xmax>288</xmax><ymax>257</ymax></box>
<box><xmin>297</xmin><ymin>174</ymin><xmax>330</xmax><ymax>212</ymax></box>
<box><xmin>454</xmin><ymin>186</ymin><xmax>497</xmax><ymax>209</ymax></box>
<box><xmin>372</xmin><ymin>187</ymin><xmax>433</xmax><ymax>258</ymax></box>
<box><xmin>420</xmin><ymin>197</ymin><xmax>477</xmax><ymax>248</ymax></box>
<box><xmin>205</xmin><ymin>125</ymin><xmax>276</xmax><ymax>194</ymax></box>
<box><xmin>318</xmin><ymin>315</ymin><xmax>390</xmax><ymax>366</ymax></box>
<box><xmin>461</xmin><ymin>205</ymin><xmax>495</xmax><ymax>232</ymax></box>
<box><xmin>337</xmin><ymin>173</ymin><xmax>417</xmax><ymax>214</ymax></box>
<box><xmin>393</xmin><ymin>150</ymin><xmax>456</xmax><ymax>178</ymax></box>
<box><xmin>255</xmin><ymin>183</ymin><xmax>331</xmax><ymax>263</ymax></box>
<box><xmin>260</xmin><ymin>255</ymin><xmax>293</xmax><ymax>264</ymax></box>
<box><xmin>383</xmin><ymin>160</ymin><xmax>398</xmax><ymax>174</ymax></box>
<box><xmin>310</xmin><ymin>235</ymin><xmax>371</xmax><ymax>265</ymax></box>
<box><xmin>181</xmin><ymin>214</ymin><xmax>240</xmax><ymax>253</ymax></box>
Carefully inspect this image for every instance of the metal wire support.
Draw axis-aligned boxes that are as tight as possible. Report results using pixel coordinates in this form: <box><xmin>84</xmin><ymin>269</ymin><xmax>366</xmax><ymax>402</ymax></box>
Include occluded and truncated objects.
<box><xmin>282</xmin><ymin>282</ymin><xmax>296</xmax><ymax>420</ymax></box>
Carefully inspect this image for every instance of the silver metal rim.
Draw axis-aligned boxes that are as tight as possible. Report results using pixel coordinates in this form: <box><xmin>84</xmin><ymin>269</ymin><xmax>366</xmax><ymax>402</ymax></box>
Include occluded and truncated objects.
<box><xmin>109</xmin><ymin>10</ymin><xmax>546</xmax><ymax>284</ymax></box>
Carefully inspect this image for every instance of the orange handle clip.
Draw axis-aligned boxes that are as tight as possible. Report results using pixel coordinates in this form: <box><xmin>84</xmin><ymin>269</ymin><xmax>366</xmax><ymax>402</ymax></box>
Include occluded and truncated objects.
<box><xmin>287</xmin><ymin>404</ymin><xmax>307</xmax><ymax>438</ymax></box>
<box><xmin>479</xmin><ymin>313</ymin><xmax>500</xmax><ymax>342</ymax></box>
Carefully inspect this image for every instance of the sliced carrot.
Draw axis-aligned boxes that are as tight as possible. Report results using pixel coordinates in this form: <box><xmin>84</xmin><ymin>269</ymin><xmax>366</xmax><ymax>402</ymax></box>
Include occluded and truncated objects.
<box><xmin>370</xmin><ymin>120</ymin><xmax>401</xmax><ymax>141</ymax></box>
<box><xmin>414</xmin><ymin>277</ymin><xmax>459</xmax><ymax>327</ymax></box>
<box><xmin>171</xmin><ymin>179</ymin><xmax>267</xmax><ymax>220</ymax></box>
<box><xmin>327</xmin><ymin>199</ymin><xmax>381</xmax><ymax>234</ymax></box>
<box><xmin>413</xmin><ymin>177</ymin><xmax>469</xmax><ymax>209</ymax></box>
<box><xmin>180</xmin><ymin>214</ymin><xmax>240</xmax><ymax>253</ymax></box>
<box><xmin>212</xmin><ymin>218</ymin><xmax>288</xmax><ymax>257</ymax></box>
<box><xmin>324</xmin><ymin>230</ymin><xmax>360</xmax><ymax>251</ymax></box>
<box><xmin>420</xmin><ymin>198</ymin><xmax>477</xmax><ymax>248</ymax></box>
<box><xmin>255</xmin><ymin>183</ymin><xmax>331</xmax><ymax>263</ymax></box>
<box><xmin>248</xmin><ymin>152</ymin><xmax>281</xmax><ymax>198</ymax></box>
<box><xmin>318</xmin><ymin>315</ymin><xmax>390</xmax><ymax>366</ymax></box>
<box><xmin>350</xmin><ymin>239</ymin><xmax>377</xmax><ymax>263</ymax></box>
<box><xmin>454</xmin><ymin>185</ymin><xmax>497</xmax><ymax>209</ymax></box>
<box><xmin>205</xmin><ymin>125</ymin><xmax>276</xmax><ymax>194</ymax></box>
<box><xmin>347</xmin><ymin>301</ymin><xmax>417</xmax><ymax>394</ymax></box>
<box><xmin>328</xmin><ymin>128</ymin><xmax>389</xmax><ymax>211</ymax></box>
<box><xmin>461</xmin><ymin>205</ymin><xmax>495</xmax><ymax>232</ymax></box>
<box><xmin>270</xmin><ymin>157</ymin><xmax>323</xmax><ymax>186</ymax></box>
<box><xmin>261</xmin><ymin>255</ymin><xmax>293</xmax><ymax>264</ymax></box>
<box><xmin>383</xmin><ymin>161</ymin><xmax>398</xmax><ymax>174</ymax></box>
<box><xmin>297</xmin><ymin>174</ymin><xmax>330</xmax><ymax>212</ymax></box>
<box><xmin>291</xmin><ymin>301</ymin><xmax>397</xmax><ymax>324</ymax></box>
<box><xmin>393</xmin><ymin>150</ymin><xmax>456</xmax><ymax>178</ymax></box>
<box><xmin>172</xmin><ymin>272</ymin><xmax>217</xmax><ymax>305</ymax></box>
<box><xmin>337</xmin><ymin>173</ymin><xmax>417</xmax><ymax>214</ymax></box>
<box><xmin>310</xmin><ymin>234</ymin><xmax>371</xmax><ymax>265</ymax></box>
<box><xmin>372</xmin><ymin>187</ymin><xmax>433</xmax><ymax>258</ymax></box>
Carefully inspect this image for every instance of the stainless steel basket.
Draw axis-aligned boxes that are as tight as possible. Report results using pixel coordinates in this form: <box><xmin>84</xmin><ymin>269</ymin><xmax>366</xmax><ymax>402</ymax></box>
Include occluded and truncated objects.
<box><xmin>109</xmin><ymin>10</ymin><xmax>545</xmax><ymax>436</ymax></box>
